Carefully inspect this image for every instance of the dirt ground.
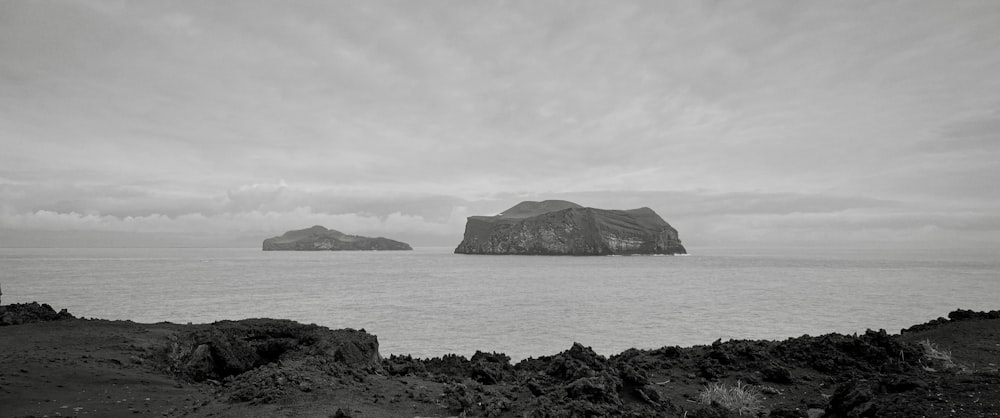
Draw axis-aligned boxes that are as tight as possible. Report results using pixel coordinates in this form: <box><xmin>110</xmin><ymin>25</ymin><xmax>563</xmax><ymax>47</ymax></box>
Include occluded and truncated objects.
<box><xmin>1</xmin><ymin>303</ymin><xmax>997</xmax><ymax>417</ymax></box>
<box><xmin>0</xmin><ymin>319</ymin><xmax>212</xmax><ymax>417</ymax></box>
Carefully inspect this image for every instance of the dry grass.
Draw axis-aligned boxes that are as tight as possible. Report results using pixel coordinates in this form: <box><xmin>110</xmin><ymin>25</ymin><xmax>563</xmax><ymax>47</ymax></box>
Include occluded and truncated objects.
<box><xmin>698</xmin><ymin>380</ymin><xmax>763</xmax><ymax>416</ymax></box>
<box><xmin>920</xmin><ymin>339</ymin><xmax>970</xmax><ymax>373</ymax></box>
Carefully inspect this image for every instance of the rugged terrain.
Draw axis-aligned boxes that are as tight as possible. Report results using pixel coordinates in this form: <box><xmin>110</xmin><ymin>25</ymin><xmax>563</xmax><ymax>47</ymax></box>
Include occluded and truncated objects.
<box><xmin>454</xmin><ymin>200</ymin><xmax>687</xmax><ymax>255</ymax></box>
<box><xmin>1</xmin><ymin>302</ymin><xmax>997</xmax><ymax>417</ymax></box>
<box><xmin>262</xmin><ymin>226</ymin><xmax>412</xmax><ymax>251</ymax></box>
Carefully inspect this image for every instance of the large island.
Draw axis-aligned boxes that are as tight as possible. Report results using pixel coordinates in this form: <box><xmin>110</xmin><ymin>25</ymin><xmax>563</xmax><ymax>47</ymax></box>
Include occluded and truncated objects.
<box><xmin>455</xmin><ymin>200</ymin><xmax>687</xmax><ymax>255</ymax></box>
<box><xmin>262</xmin><ymin>225</ymin><xmax>412</xmax><ymax>251</ymax></box>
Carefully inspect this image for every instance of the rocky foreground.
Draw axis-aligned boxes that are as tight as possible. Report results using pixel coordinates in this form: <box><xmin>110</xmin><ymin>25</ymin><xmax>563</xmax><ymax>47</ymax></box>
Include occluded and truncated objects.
<box><xmin>1</xmin><ymin>303</ymin><xmax>998</xmax><ymax>417</ymax></box>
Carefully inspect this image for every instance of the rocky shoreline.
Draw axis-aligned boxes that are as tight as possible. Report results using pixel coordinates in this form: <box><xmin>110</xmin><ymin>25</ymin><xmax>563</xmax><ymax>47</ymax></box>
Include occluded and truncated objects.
<box><xmin>1</xmin><ymin>303</ymin><xmax>997</xmax><ymax>417</ymax></box>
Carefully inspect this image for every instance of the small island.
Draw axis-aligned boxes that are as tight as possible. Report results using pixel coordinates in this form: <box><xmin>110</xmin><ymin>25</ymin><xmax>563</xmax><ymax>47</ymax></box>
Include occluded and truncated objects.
<box><xmin>455</xmin><ymin>200</ymin><xmax>687</xmax><ymax>255</ymax></box>
<box><xmin>262</xmin><ymin>225</ymin><xmax>412</xmax><ymax>251</ymax></box>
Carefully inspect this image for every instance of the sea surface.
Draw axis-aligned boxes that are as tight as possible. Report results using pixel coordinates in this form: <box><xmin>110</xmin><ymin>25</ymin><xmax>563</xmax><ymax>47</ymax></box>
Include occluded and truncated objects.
<box><xmin>1</xmin><ymin>246</ymin><xmax>998</xmax><ymax>361</ymax></box>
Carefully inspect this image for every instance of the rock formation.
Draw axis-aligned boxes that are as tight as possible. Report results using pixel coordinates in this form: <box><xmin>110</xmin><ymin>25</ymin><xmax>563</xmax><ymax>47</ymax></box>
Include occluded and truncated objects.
<box><xmin>0</xmin><ymin>302</ymin><xmax>75</xmax><ymax>326</ymax></box>
<box><xmin>262</xmin><ymin>225</ymin><xmax>412</xmax><ymax>251</ymax></box>
<box><xmin>4</xmin><ymin>305</ymin><xmax>999</xmax><ymax>417</ymax></box>
<box><xmin>166</xmin><ymin>319</ymin><xmax>381</xmax><ymax>382</ymax></box>
<box><xmin>454</xmin><ymin>200</ymin><xmax>686</xmax><ymax>255</ymax></box>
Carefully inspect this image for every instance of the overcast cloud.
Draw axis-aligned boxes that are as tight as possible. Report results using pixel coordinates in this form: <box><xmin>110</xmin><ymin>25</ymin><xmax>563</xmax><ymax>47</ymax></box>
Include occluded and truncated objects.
<box><xmin>2</xmin><ymin>0</ymin><xmax>999</xmax><ymax>249</ymax></box>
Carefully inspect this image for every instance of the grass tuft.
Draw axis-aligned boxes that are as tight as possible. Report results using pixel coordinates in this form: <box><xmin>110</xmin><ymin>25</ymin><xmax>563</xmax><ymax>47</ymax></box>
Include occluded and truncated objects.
<box><xmin>920</xmin><ymin>339</ymin><xmax>970</xmax><ymax>373</ymax></box>
<box><xmin>698</xmin><ymin>380</ymin><xmax>763</xmax><ymax>416</ymax></box>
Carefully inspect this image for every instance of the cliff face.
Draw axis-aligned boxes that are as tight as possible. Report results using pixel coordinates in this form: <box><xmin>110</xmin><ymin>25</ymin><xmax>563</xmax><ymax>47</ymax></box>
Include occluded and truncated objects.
<box><xmin>454</xmin><ymin>200</ymin><xmax>686</xmax><ymax>255</ymax></box>
<box><xmin>262</xmin><ymin>225</ymin><xmax>412</xmax><ymax>251</ymax></box>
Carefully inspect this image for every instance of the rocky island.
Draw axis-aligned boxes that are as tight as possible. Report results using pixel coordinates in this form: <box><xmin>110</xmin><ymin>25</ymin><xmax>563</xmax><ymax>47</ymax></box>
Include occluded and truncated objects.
<box><xmin>455</xmin><ymin>200</ymin><xmax>686</xmax><ymax>255</ymax></box>
<box><xmin>1</xmin><ymin>302</ymin><xmax>998</xmax><ymax>417</ymax></box>
<box><xmin>262</xmin><ymin>225</ymin><xmax>412</xmax><ymax>251</ymax></box>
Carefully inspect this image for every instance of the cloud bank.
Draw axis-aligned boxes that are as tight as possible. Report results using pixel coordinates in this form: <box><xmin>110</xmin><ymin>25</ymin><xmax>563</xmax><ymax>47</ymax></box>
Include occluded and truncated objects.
<box><xmin>1</xmin><ymin>1</ymin><xmax>999</xmax><ymax>249</ymax></box>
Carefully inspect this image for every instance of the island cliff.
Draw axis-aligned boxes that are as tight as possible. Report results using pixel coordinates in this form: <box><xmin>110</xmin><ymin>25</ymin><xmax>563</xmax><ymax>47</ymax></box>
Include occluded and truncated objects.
<box><xmin>262</xmin><ymin>225</ymin><xmax>412</xmax><ymax>251</ymax></box>
<box><xmin>454</xmin><ymin>200</ymin><xmax>686</xmax><ymax>255</ymax></box>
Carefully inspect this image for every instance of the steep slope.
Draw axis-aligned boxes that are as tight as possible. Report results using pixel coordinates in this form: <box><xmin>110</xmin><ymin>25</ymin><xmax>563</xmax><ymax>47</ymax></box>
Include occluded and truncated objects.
<box><xmin>454</xmin><ymin>200</ymin><xmax>686</xmax><ymax>255</ymax></box>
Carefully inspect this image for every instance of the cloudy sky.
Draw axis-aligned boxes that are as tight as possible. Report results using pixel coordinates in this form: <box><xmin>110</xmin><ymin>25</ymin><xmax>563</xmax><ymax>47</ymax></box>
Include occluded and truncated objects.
<box><xmin>2</xmin><ymin>0</ymin><xmax>999</xmax><ymax>249</ymax></box>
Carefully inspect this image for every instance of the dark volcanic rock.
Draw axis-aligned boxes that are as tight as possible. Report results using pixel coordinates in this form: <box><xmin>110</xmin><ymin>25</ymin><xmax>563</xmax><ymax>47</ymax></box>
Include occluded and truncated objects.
<box><xmin>900</xmin><ymin>309</ymin><xmax>1000</xmax><ymax>334</ymax></box>
<box><xmin>164</xmin><ymin>319</ymin><xmax>381</xmax><ymax>381</ymax></box>
<box><xmin>0</xmin><ymin>302</ymin><xmax>74</xmax><ymax>326</ymax></box>
<box><xmin>5</xmin><ymin>305</ymin><xmax>1000</xmax><ymax>417</ymax></box>
<box><xmin>262</xmin><ymin>225</ymin><xmax>412</xmax><ymax>251</ymax></box>
<box><xmin>454</xmin><ymin>200</ymin><xmax>686</xmax><ymax>255</ymax></box>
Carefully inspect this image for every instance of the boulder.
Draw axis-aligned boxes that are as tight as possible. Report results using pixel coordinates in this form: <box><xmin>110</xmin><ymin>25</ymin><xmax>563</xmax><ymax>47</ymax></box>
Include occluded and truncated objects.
<box><xmin>165</xmin><ymin>319</ymin><xmax>381</xmax><ymax>381</ymax></box>
<box><xmin>0</xmin><ymin>302</ymin><xmax>75</xmax><ymax>326</ymax></box>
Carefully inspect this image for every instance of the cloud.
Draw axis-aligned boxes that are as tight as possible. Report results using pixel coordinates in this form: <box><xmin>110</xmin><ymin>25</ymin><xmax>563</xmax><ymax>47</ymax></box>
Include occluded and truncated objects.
<box><xmin>2</xmin><ymin>1</ymin><xmax>1000</xmax><ymax>249</ymax></box>
<box><xmin>223</xmin><ymin>181</ymin><xmax>290</xmax><ymax>212</ymax></box>
<box><xmin>923</xmin><ymin>112</ymin><xmax>1000</xmax><ymax>154</ymax></box>
<box><xmin>509</xmin><ymin>190</ymin><xmax>897</xmax><ymax>218</ymax></box>
<box><xmin>1</xmin><ymin>184</ymin><xmax>997</xmax><ymax>249</ymax></box>
<box><xmin>691</xmin><ymin>210</ymin><xmax>1000</xmax><ymax>249</ymax></box>
<box><xmin>0</xmin><ymin>178</ymin><xmax>480</xmax><ymax>246</ymax></box>
<box><xmin>0</xmin><ymin>205</ymin><xmax>470</xmax><ymax>246</ymax></box>
<box><xmin>492</xmin><ymin>190</ymin><xmax>1000</xmax><ymax>248</ymax></box>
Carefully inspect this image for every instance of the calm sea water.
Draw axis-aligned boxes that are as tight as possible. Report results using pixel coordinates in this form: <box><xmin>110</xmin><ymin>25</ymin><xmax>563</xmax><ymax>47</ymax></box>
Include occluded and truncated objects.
<box><xmin>1</xmin><ymin>247</ymin><xmax>997</xmax><ymax>361</ymax></box>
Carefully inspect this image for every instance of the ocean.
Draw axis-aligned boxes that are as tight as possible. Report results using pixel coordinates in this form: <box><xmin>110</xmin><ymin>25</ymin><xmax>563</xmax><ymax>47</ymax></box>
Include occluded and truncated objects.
<box><xmin>1</xmin><ymin>246</ymin><xmax>997</xmax><ymax>362</ymax></box>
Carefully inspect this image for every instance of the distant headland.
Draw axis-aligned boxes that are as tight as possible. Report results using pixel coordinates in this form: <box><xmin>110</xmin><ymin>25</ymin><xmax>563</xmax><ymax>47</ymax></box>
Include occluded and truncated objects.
<box><xmin>455</xmin><ymin>200</ymin><xmax>686</xmax><ymax>255</ymax></box>
<box><xmin>262</xmin><ymin>225</ymin><xmax>412</xmax><ymax>251</ymax></box>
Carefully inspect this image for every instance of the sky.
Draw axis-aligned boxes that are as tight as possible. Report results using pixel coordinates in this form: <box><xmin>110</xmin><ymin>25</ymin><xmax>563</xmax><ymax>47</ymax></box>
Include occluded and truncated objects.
<box><xmin>1</xmin><ymin>0</ymin><xmax>999</xmax><ymax>249</ymax></box>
